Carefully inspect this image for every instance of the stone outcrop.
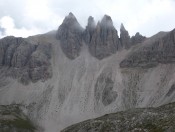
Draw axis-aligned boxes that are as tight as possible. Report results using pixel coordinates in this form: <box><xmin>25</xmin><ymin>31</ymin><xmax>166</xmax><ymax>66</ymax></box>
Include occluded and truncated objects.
<box><xmin>28</xmin><ymin>43</ymin><xmax>52</xmax><ymax>83</ymax></box>
<box><xmin>88</xmin><ymin>15</ymin><xmax>121</xmax><ymax>59</ymax></box>
<box><xmin>0</xmin><ymin>36</ymin><xmax>52</xmax><ymax>84</ymax></box>
<box><xmin>83</xmin><ymin>16</ymin><xmax>96</xmax><ymax>44</ymax></box>
<box><xmin>56</xmin><ymin>12</ymin><xmax>84</xmax><ymax>59</ymax></box>
<box><xmin>11</xmin><ymin>41</ymin><xmax>37</xmax><ymax>68</ymax></box>
<box><xmin>120</xmin><ymin>29</ymin><xmax>175</xmax><ymax>68</ymax></box>
<box><xmin>56</xmin><ymin>13</ymin><xmax>146</xmax><ymax>60</ymax></box>
<box><xmin>94</xmin><ymin>71</ymin><xmax>117</xmax><ymax>106</ymax></box>
<box><xmin>120</xmin><ymin>23</ymin><xmax>130</xmax><ymax>49</ymax></box>
<box><xmin>130</xmin><ymin>32</ymin><xmax>146</xmax><ymax>45</ymax></box>
<box><xmin>0</xmin><ymin>36</ymin><xmax>24</xmax><ymax>66</ymax></box>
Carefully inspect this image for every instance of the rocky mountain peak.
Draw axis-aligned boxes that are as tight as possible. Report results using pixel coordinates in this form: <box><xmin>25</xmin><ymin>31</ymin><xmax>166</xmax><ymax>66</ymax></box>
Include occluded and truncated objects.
<box><xmin>135</xmin><ymin>32</ymin><xmax>141</xmax><ymax>37</ymax></box>
<box><xmin>120</xmin><ymin>23</ymin><xmax>130</xmax><ymax>49</ymax></box>
<box><xmin>60</xmin><ymin>12</ymin><xmax>82</xmax><ymax>31</ymax></box>
<box><xmin>68</xmin><ymin>12</ymin><xmax>74</xmax><ymax>17</ymax></box>
<box><xmin>130</xmin><ymin>32</ymin><xmax>146</xmax><ymax>45</ymax></box>
<box><xmin>88</xmin><ymin>15</ymin><xmax>121</xmax><ymax>59</ymax></box>
<box><xmin>87</xmin><ymin>16</ymin><xmax>95</xmax><ymax>28</ymax></box>
<box><xmin>102</xmin><ymin>15</ymin><xmax>112</xmax><ymax>22</ymax></box>
<box><xmin>56</xmin><ymin>13</ymin><xmax>148</xmax><ymax>60</ymax></box>
<box><xmin>56</xmin><ymin>13</ymin><xmax>83</xmax><ymax>59</ymax></box>
<box><xmin>120</xmin><ymin>23</ymin><xmax>126</xmax><ymax>31</ymax></box>
<box><xmin>64</xmin><ymin>12</ymin><xmax>76</xmax><ymax>21</ymax></box>
<box><xmin>83</xmin><ymin>16</ymin><xmax>96</xmax><ymax>44</ymax></box>
<box><xmin>100</xmin><ymin>15</ymin><xmax>113</xmax><ymax>28</ymax></box>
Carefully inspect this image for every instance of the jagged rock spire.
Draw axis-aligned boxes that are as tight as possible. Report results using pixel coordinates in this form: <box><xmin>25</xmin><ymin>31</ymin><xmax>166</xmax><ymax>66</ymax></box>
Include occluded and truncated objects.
<box><xmin>120</xmin><ymin>23</ymin><xmax>125</xmax><ymax>31</ymax></box>
<box><xmin>56</xmin><ymin>13</ymin><xmax>146</xmax><ymax>60</ymax></box>
<box><xmin>87</xmin><ymin>16</ymin><xmax>96</xmax><ymax>28</ymax></box>
<box><xmin>56</xmin><ymin>12</ymin><xmax>84</xmax><ymax>59</ymax></box>
<box><xmin>130</xmin><ymin>32</ymin><xmax>146</xmax><ymax>45</ymax></box>
<box><xmin>83</xmin><ymin>16</ymin><xmax>96</xmax><ymax>44</ymax></box>
<box><xmin>100</xmin><ymin>15</ymin><xmax>113</xmax><ymax>27</ymax></box>
<box><xmin>120</xmin><ymin>23</ymin><xmax>130</xmax><ymax>49</ymax></box>
<box><xmin>88</xmin><ymin>14</ymin><xmax>121</xmax><ymax>59</ymax></box>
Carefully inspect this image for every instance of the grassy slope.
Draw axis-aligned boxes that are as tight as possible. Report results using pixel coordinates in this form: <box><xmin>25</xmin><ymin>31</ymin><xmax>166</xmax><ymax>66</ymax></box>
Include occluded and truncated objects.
<box><xmin>0</xmin><ymin>104</ymin><xmax>35</xmax><ymax>132</ymax></box>
<box><xmin>62</xmin><ymin>102</ymin><xmax>175</xmax><ymax>132</ymax></box>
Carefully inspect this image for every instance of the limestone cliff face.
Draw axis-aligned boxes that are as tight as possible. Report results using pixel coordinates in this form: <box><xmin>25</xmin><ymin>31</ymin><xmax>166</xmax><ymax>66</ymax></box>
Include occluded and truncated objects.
<box><xmin>56</xmin><ymin>13</ymin><xmax>84</xmax><ymax>59</ymax></box>
<box><xmin>120</xmin><ymin>29</ymin><xmax>175</xmax><ymax>68</ymax></box>
<box><xmin>88</xmin><ymin>15</ymin><xmax>121</xmax><ymax>59</ymax></box>
<box><xmin>0</xmin><ymin>13</ymin><xmax>175</xmax><ymax>132</ymax></box>
<box><xmin>0</xmin><ymin>36</ymin><xmax>52</xmax><ymax>84</ymax></box>
<box><xmin>0</xmin><ymin>36</ymin><xmax>23</xmax><ymax>66</ymax></box>
<box><xmin>83</xmin><ymin>16</ymin><xmax>96</xmax><ymax>44</ymax></box>
<box><xmin>120</xmin><ymin>23</ymin><xmax>130</xmax><ymax>49</ymax></box>
<box><xmin>130</xmin><ymin>32</ymin><xmax>146</xmax><ymax>45</ymax></box>
<box><xmin>57</xmin><ymin>13</ymin><xmax>145</xmax><ymax>60</ymax></box>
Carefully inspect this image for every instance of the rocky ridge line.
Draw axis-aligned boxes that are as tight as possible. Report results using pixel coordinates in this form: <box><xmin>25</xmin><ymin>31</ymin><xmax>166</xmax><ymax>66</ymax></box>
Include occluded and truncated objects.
<box><xmin>120</xmin><ymin>29</ymin><xmax>175</xmax><ymax>68</ymax></box>
<box><xmin>56</xmin><ymin>13</ymin><xmax>146</xmax><ymax>60</ymax></box>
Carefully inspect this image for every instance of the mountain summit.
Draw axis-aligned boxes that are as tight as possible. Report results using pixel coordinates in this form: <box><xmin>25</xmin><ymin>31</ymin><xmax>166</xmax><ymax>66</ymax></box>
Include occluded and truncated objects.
<box><xmin>120</xmin><ymin>23</ymin><xmax>130</xmax><ymax>48</ymax></box>
<box><xmin>0</xmin><ymin>13</ymin><xmax>175</xmax><ymax>132</ymax></box>
<box><xmin>56</xmin><ymin>13</ymin><xmax>145</xmax><ymax>59</ymax></box>
<box><xmin>56</xmin><ymin>12</ymin><xmax>83</xmax><ymax>59</ymax></box>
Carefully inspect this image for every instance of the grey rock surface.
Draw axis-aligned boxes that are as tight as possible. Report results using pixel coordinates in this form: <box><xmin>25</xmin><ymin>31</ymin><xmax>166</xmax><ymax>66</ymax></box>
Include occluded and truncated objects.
<box><xmin>89</xmin><ymin>15</ymin><xmax>121</xmax><ymax>59</ymax></box>
<box><xmin>0</xmin><ymin>36</ymin><xmax>23</xmax><ymax>66</ymax></box>
<box><xmin>130</xmin><ymin>32</ymin><xmax>146</xmax><ymax>45</ymax></box>
<box><xmin>28</xmin><ymin>43</ymin><xmax>52</xmax><ymax>83</ymax></box>
<box><xmin>120</xmin><ymin>23</ymin><xmax>130</xmax><ymax>49</ymax></box>
<box><xmin>0</xmin><ymin>36</ymin><xmax>52</xmax><ymax>84</ymax></box>
<box><xmin>11</xmin><ymin>41</ymin><xmax>36</xmax><ymax>68</ymax></box>
<box><xmin>83</xmin><ymin>16</ymin><xmax>96</xmax><ymax>44</ymax></box>
<box><xmin>56</xmin><ymin>12</ymin><xmax>84</xmax><ymax>59</ymax></box>
<box><xmin>1</xmin><ymin>13</ymin><xmax>175</xmax><ymax>132</ymax></box>
<box><xmin>94</xmin><ymin>70</ymin><xmax>117</xmax><ymax>107</ymax></box>
<box><xmin>57</xmin><ymin>14</ymin><xmax>145</xmax><ymax>60</ymax></box>
<box><xmin>120</xmin><ymin>29</ymin><xmax>175</xmax><ymax>68</ymax></box>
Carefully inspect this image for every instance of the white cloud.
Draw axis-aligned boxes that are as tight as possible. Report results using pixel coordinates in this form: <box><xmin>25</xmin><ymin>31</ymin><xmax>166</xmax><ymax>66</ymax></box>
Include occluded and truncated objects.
<box><xmin>23</xmin><ymin>0</ymin><xmax>63</xmax><ymax>30</ymax></box>
<box><xmin>0</xmin><ymin>16</ymin><xmax>40</xmax><ymax>38</ymax></box>
<box><xmin>0</xmin><ymin>0</ymin><xmax>175</xmax><ymax>38</ymax></box>
<box><xmin>126</xmin><ymin>0</ymin><xmax>175</xmax><ymax>35</ymax></box>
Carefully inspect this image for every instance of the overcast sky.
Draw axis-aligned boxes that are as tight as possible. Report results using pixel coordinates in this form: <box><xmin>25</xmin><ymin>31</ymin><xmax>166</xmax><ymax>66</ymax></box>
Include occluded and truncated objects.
<box><xmin>0</xmin><ymin>0</ymin><xmax>175</xmax><ymax>38</ymax></box>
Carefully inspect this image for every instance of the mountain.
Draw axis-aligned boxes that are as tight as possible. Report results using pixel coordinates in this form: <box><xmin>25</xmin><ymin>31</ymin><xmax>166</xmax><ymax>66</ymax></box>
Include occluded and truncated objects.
<box><xmin>0</xmin><ymin>12</ymin><xmax>175</xmax><ymax>131</ymax></box>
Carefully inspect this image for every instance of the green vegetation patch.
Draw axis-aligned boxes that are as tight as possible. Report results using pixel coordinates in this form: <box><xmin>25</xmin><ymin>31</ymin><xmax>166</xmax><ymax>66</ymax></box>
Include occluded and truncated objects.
<box><xmin>0</xmin><ymin>104</ymin><xmax>35</xmax><ymax>132</ymax></box>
